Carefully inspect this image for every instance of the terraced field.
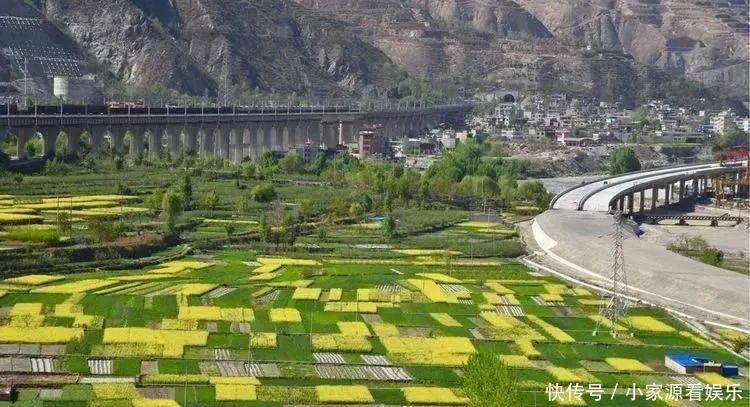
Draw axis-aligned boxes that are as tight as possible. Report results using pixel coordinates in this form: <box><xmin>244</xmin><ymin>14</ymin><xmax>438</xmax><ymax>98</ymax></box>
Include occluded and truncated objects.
<box><xmin>0</xmin><ymin>221</ymin><xmax>747</xmax><ymax>406</ymax></box>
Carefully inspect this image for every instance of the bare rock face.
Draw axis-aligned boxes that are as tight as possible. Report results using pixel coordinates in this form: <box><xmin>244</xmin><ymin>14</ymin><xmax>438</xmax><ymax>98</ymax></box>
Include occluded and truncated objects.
<box><xmin>2</xmin><ymin>0</ymin><xmax>746</xmax><ymax>101</ymax></box>
<box><xmin>45</xmin><ymin>0</ymin><xmax>213</xmax><ymax>95</ymax></box>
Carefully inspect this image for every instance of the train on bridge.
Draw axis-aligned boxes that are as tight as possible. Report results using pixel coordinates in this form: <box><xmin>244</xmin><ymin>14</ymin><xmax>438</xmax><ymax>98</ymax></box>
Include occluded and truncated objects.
<box><xmin>0</xmin><ymin>104</ymin><xmax>363</xmax><ymax>116</ymax></box>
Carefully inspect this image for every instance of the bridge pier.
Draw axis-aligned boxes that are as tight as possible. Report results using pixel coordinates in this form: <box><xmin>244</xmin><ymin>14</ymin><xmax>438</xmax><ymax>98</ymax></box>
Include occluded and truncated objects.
<box><xmin>627</xmin><ymin>193</ymin><xmax>634</xmax><ymax>214</ymax></box>
<box><xmin>258</xmin><ymin>122</ymin><xmax>274</xmax><ymax>155</ymax></box>
<box><xmin>321</xmin><ymin>122</ymin><xmax>338</xmax><ymax>148</ymax></box>
<box><xmin>215</xmin><ymin>126</ymin><xmax>231</xmax><ymax>160</ymax></box>
<box><xmin>129</xmin><ymin>126</ymin><xmax>147</xmax><ymax>157</ymax></box>
<box><xmin>651</xmin><ymin>188</ymin><xmax>658</xmax><ymax>211</ymax></box>
<box><xmin>678</xmin><ymin>180</ymin><xmax>686</xmax><ymax>202</ymax></box>
<box><xmin>240</xmin><ymin>125</ymin><xmax>256</xmax><ymax>161</ymax></box>
<box><xmin>88</xmin><ymin>126</ymin><xmax>109</xmax><ymax>155</ymax></box>
<box><xmin>664</xmin><ymin>184</ymin><xmax>671</xmax><ymax>206</ymax></box>
<box><xmin>38</xmin><ymin>128</ymin><xmax>57</xmax><ymax>158</ymax></box>
<box><xmin>691</xmin><ymin>178</ymin><xmax>699</xmax><ymax>198</ymax></box>
<box><xmin>199</xmin><ymin>127</ymin><xmax>215</xmax><ymax>157</ymax></box>
<box><xmin>183</xmin><ymin>126</ymin><xmax>200</xmax><ymax>155</ymax></box>
<box><xmin>111</xmin><ymin>127</ymin><xmax>126</xmax><ymax>154</ymax></box>
<box><xmin>166</xmin><ymin>126</ymin><xmax>182</xmax><ymax>156</ymax></box>
<box><xmin>147</xmin><ymin>129</ymin><xmax>162</xmax><ymax>157</ymax></box>
<box><xmin>67</xmin><ymin>128</ymin><xmax>82</xmax><ymax>158</ymax></box>
<box><xmin>639</xmin><ymin>190</ymin><xmax>645</xmax><ymax>213</ymax></box>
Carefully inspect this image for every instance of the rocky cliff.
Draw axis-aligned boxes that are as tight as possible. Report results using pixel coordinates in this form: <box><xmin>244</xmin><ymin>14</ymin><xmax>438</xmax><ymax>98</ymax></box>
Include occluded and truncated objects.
<box><xmin>1</xmin><ymin>0</ymin><xmax>747</xmax><ymax>102</ymax></box>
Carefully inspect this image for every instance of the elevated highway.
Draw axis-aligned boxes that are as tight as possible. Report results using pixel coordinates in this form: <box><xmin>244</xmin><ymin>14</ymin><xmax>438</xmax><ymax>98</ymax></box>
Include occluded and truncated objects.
<box><xmin>534</xmin><ymin>162</ymin><xmax>750</xmax><ymax>331</ymax></box>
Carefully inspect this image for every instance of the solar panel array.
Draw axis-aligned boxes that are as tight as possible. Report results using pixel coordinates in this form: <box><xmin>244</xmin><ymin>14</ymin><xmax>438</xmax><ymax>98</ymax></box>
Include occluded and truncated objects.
<box><xmin>0</xmin><ymin>16</ymin><xmax>86</xmax><ymax>78</ymax></box>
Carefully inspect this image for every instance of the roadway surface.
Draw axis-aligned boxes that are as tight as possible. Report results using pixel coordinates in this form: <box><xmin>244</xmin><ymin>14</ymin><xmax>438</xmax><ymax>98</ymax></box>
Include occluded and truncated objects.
<box><xmin>535</xmin><ymin>163</ymin><xmax>750</xmax><ymax>331</ymax></box>
<box><xmin>532</xmin><ymin>210</ymin><xmax>750</xmax><ymax>330</ymax></box>
<box><xmin>551</xmin><ymin>163</ymin><xmax>718</xmax><ymax>211</ymax></box>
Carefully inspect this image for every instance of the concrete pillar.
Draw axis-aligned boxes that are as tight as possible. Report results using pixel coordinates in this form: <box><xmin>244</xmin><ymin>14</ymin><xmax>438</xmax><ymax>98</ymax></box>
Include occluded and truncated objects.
<box><xmin>147</xmin><ymin>128</ymin><xmax>162</xmax><ymax>157</ymax></box>
<box><xmin>259</xmin><ymin>122</ymin><xmax>274</xmax><ymax>154</ymax></box>
<box><xmin>39</xmin><ymin>128</ymin><xmax>57</xmax><ymax>158</ymax></box>
<box><xmin>618</xmin><ymin>196</ymin><xmax>625</xmax><ymax>211</ymax></box>
<box><xmin>64</xmin><ymin>128</ymin><xmax>82</xmax><ymax>158</ymax></box>
<box><xmin>88</xmin><ymin>126</ymin><xmax>109</xmax><ymax>155</ymax></box>
<box><xmin>639</xmin><ymin>190</ymin><xmax>645</xmax><ymax>213</ymax></box>
<box><xmin>112</xmin><ymin>127</ymin><xmax>126</xmax><ymax>154</ymax></box>
<box><xmin>691</xmin><ymin>178</ymin><xmax>699</xmax><ymax>198</ymax></box>
<box><xmin>352</xmin><ymin>120</ymin><xmax>364</xmax><ymax>143</ymax></box>
<box><xmin>129</xmin><ymin>126</ymin><xmax>146</xmax><ymax>156</ymax></box>
<box><xmin>678</xmin><ymin>180</ymin><xmax>686</xmax><ymax>201</ymax></box>
<box><xmin>199</xmin><ymin>127</ymin><xmax>215</xmax><ymax>157</ymax></box>
<box><xmin>277</xmin><ymin>123</ymin><xmax>290</xmax><ymax>150</ymax></box>
<box><xmin>651</xmin><ymin>188</ymin><xmax>658</xmax><ymax>211</ymax></box>
<box><xmin>734</xmin><ymin>173</ymin><xmax>741</xmax><ymax>195</ymax></box>
<box><xmin>664</xmin><ymin>184</ymin><xmax>671</xmax><ymax>205</ymax></box>
<box><xmin>166</xmin><ymin>126</ymin><xmax>182</xmax><ymax>155</ymax></box>
<box><xmin>228</xmin><ymin>127</ymin><xmax>242</xmax><ymax>163</ymax></box>
<box><xmin>214</xmin><ymin>126</ymin><xmax>230</xmax><ymax>160</ymax></box>
<box><xmin>292</xmin><ymin>121</ymin><xmax>305</xmax><ymax>148</ymax></box>
<box><xmin>183</xmin><ymin>126</ymin><xmax>200</xmax><ymax>154</ymax></box>
<box><xmin>340</xmin><ymin>121</ymin><xmax>354</xmax><ymax>145</ymax></box>
<box><xmin>627</xmin><ymin>193</ymin><xmax>634</xmax><ymax>213</ymax></box>
<box><xmin>241</xmin><ymin>124</ymin><xmax>257</xmax><ymax>161</ymax></box>
<box><xmin>322</xmin><ymin>123</ymin><xmax>338</xmax><ymax>148</ymax></box>
<box><xmin>16</xmin><ymin>128</ymin><xmax>33</xmax><ymax>159</ymax></box>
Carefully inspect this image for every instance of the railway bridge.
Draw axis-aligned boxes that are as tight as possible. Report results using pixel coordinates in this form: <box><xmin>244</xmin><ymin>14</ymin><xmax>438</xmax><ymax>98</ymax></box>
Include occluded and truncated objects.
<box><xmin>0</xmin><ymin>103</ymin><xmax>473</xmax><ymax>161</ymax></box>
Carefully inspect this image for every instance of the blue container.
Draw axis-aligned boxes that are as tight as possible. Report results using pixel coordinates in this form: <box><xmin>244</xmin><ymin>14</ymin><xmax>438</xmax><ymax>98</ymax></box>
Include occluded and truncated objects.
<box><xmin>721</xmin><ymin>365</ymin><xmax>739</xmax><ymax>377</ymax></box>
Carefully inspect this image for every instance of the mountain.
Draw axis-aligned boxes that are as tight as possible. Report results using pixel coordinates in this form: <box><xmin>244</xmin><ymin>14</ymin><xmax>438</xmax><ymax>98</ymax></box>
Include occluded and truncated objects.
<box><xmin>0</xmin><ymin>0</ymin><xmax>747</xmax><ymax>103</ymax></box>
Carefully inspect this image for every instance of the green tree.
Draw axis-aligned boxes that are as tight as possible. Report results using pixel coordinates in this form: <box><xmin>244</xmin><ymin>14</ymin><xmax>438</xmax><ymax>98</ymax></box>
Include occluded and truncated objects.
<box><xmin>382</xmin><ymin>213</ymin><xmax>397</xmax><ymax>240</ymax></box>
<box><xmin>715</xmin><ymin>125</ymin><xmax>750</xmax><ymax>149</ymax></box>
<box><xmin>161</xmin><ymin>190</ymin><xmax>183</xmax><ymax>233</ymax></box>
<box><xmin>610</xmin><ymin>147</ymin><xmax>641</xmax><ymax>175</ymax></box>
<box><xmin>179</xmin><ymin>175</ymin><xmax>193</xmax><ymax>209</ymax></box>
<box><xmin>146</xmin><ymin>189</ymin><xmax>165</xmax><ymax>211</ymax></box>
<box><xmin>241</xmin><ymin>162</ymin><xmax>257</xmax><ymax>179</ymax></box>
<box><xmin>199</xmin><ymin>191</ymin><xmax>220</xmax><ymax>210</ymax></box>
<box><xmin>89</xmin><ymin>219</ymin><xmax>124</xmax><ymax>243</ymax></box>
<box><xmin>517</xmin><ymin>180</ymin><xmax>552</xmax><ymax>209</ymax></box>
<box><xmin>279</xmin><ymin>152</ymin><xmax>305</xmax><ymax>174</ymax></box>
<box><xmin>259</xmin><ymin>215</ymin><xmax>271</xmax><ymax>245</ymax></box>
<box><xmin>224</xmin><ymin>223</ymin><xmax>236</xmax><ymax>239</ymax></box>
<box><xmin>250</xmin><ymin>183</ymin><xmax>277</xmax><ymax>203</ymax></box>
<box><xmin>298</xmin><ymin>199</ymin><xmax>314</xmax><ymax>223</ymax></box>
<box><xmin>463</xmin><ymin>353</ymin><xmax>519</xmax><ymax>407</ymax></box>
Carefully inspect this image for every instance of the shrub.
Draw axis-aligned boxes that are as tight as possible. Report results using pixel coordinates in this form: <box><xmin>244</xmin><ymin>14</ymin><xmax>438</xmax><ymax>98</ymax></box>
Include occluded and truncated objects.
<box><xmin>250</xmin><ymin>183</ymin><xmax>277</xmax><ymax>203</ymax></box>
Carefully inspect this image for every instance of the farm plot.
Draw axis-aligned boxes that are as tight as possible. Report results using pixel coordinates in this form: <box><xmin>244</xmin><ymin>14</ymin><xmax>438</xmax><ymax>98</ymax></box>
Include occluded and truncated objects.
<box><xmin>0</xmin><ymin>250</ymin><xmax>745</xmax><ymax>407</ymax></box>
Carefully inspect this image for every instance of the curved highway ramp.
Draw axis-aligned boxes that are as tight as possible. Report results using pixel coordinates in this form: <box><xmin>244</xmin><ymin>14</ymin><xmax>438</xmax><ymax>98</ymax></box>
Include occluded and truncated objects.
<box><xmin>534</xmin><ymin>162</ymin><xmax>750</xmax><ymax>331</ymax></box>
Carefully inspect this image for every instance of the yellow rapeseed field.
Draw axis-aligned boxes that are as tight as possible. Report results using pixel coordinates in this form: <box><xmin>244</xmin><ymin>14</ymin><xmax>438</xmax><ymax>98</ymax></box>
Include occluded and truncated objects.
<box><xmin>696</xmin><ymin>372</ymin><xmax>738</xmax><ymax>386</ymax></box>
<box><xmin>327</xmin><ymin>288</ymin><xmax>342</xmax><ymax>301</ymax></box>
<box><xmin>257</xmin><ymin>257</ymin><xmax>321</xmax><ymax>266</ymax></box>
<box><xmin>624</xmin><ymin>316</ymin><xmax>676</xmax><ymax>332</ymax></box>
<box><xmin>316</xmin><ymin>385</ymin><xmax>373</xmax><ymax>403</ymax></box>
<box><xmin>249</xmin><ymin>333</ymin><xmax>277</xmax><ymax>349</ymax></box>
<box><xmin>527</xmin><ymin>315</ymin><xmax>575</xmax><ymax>343</ymax></box>
<box><xmin>337</xmin><ymin>321</ymin><xmax>371</xmax><ymax>336</ymax></box>
<box><xmin>416</xmin><ymin>273</ymin><xmax>462</xmax><ymax>283</ymax></box>
<box><xmin>251</xmin><ymin>264</ymin><xmax>282</xmax><ymax>274</ymax></box>
<box><xmin>0</xmin><ymin>326</ymin><xmax>83</xmax><ymax>343</ymax></box>
<box><xmin>292</xmin><ymin>287</ymin><xmax>322</xmax><ymax>300</ymax></box>
<box><xmin>3</xmin><ymin>274</ymin><xmax>64</xmax><ymax>286</ymax></box>
<box><xmin>604</xmin><ymin>358</ymin><xmax>653</xmax><ymax>372</ymax></box>
<box><xmin>498</xmin><ymin>354</ymin><xmax>534</xmax><ymax>368</ymax></box>
<box><xmin>10</xmin><ymin>302</ymin><xmax>43</xmax><ymax>316</ymax></box>
<box><xmin>485</xmin><ymin>282</ymin><xmax>514</xmax><ymax>294</ymax></box>
<box><xmin>92</xmin><ymin>383</ymin><xmax>140</xmax><ymax>399</ymax></box>
<box><xmin>401</xmin><ymin>387</ymin><xmax>469</xmax><ymax>405</ymax></box>
<box><xmin>324</xmin><ymin>302</ymin><xmax>378</xmax><ymax>313</ymax></box>
<box><xmin>406</xmin><ymin>279</ymin><xmax>459</xmax><ymax>303</ymax></box>
<box><xmin>430</xmin><ymin>313</ymin><xmax>462</xmax><ymax>327</ymax></box>
<box><xmin>312</xmin><ymin>334</ymin><xmax>372</xmax><ymax>352</ymax></box>
<box><xmin>269</xmin><ymin>308</ymin><xmax>302</xmax><ymax>322</ymax></box>
<box><xmin>381</xmin><ymin>336</ymin><xmax>476</xmax><ymax>366</ymax></box>
<box><xmin>178</xmin><ymin>306</ymin><xmax>255</xmax><ymax>322</ymax></box>
<box><xmin>31</xmin><ymin>279</ymin><xmax>117</xmax><ymax>294</ymax></box>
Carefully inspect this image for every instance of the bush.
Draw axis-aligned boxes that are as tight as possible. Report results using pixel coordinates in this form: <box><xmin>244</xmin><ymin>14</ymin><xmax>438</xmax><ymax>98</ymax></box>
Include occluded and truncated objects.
<box><xmin>250</xmin><ymin>183</ymin><xmax>277</xmax><ymax>203</ymax></box>
<box><xmin>701</xmin><ymin>247</ymin><xmax>723</xmax><ymax>266</ymax></box>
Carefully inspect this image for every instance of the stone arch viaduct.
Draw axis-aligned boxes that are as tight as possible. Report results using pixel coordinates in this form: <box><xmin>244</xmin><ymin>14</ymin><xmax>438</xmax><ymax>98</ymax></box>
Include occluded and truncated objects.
<box><xmin>1</xmin><ymin>104</ymin><xmax>473</xmax><ymax>161</ymax></box>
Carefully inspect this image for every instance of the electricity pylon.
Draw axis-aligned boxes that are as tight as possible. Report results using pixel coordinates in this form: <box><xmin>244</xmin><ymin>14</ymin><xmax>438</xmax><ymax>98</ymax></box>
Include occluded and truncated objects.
<box><xmin>593</xmin><ymin>211</ymin><xmax>631</xmax><ymax>337</ymax></box>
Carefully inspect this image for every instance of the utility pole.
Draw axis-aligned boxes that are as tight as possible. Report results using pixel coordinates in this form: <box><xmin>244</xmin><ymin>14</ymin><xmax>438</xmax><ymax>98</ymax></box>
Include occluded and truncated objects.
<box><xmin>593</xmin><ymin>211</ymin><xmax>631</xmax><ymax>338</ymax></box>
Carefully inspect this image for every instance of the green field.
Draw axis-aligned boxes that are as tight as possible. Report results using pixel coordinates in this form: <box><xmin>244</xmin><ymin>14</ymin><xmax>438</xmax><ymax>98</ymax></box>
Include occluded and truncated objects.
<box><xmin>0</xmin><ymin>240</ymin><xmax>747</xmax><ymax>406</ymax></box>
